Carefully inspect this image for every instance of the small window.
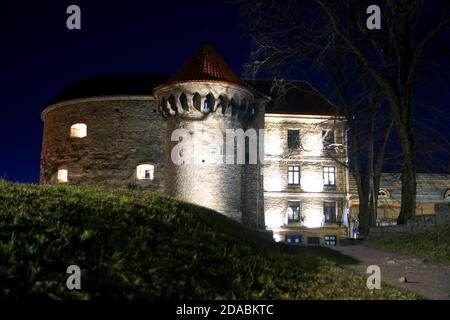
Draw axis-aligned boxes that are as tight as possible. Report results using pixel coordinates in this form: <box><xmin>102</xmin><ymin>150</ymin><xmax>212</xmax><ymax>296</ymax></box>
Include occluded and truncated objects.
<box><xmin>136</xmin><ymin>164</ymin><xmax>154</xmax><ymax>180</ymax></box>
<box><xmin>57</xmin><ymin>169</ymin><xmax>68</xmax><ymax>183</ymax></box>
<box><xmin>444</xmin><ymin>189</ymin><xmax>450</xmax><ymax>200</ymax></box>
<box><xmin>203</xmin><ymin>93</ymin><xmax>215</xmax><ymax>112</ymax></box>
<box><xmin>324</xmin><ymin>235</ymin><xmax>337</xmax><ymax>246</ymax></box>
<box><xmin>288</xmin><ymin>166</ymin><xmax>300</xmax><ymax>185</ymax></box>
<box><xmin>287</xmin><ymin>201</ymin><xmax>301</xmax><ymax>223</ymax></box>
<box><xmin>285</xmin><ymin>235</ymin><xmax>301</xmax><ymax>244</ymax></box>
<box><xmin>323</xmin><ymin>166</ymin><xmax>336</xmax><ymax>186</ymax></box>
<box><xmin>322</xmin><ymin>130</ymin><xmax>335</xmax><ymax>147</ymax></box>
<box><xmin>70</xmin><ymin>123</ymin><xmax>87</xmax><ymax>138</ymax></box>
<box><xmin>287</xmin><ymin>130</ymin><xmax>300</xmax><ymax>149</ymax></box>
<box><xmin>324</xmin><ymin>202</ymin><xmax>337</xmax><ymax>223</ymax></box>
<box><xmin>307</xmin><ymin>237</ymin><xmax>320</xmax><ymax>245</ymax></box>
<box><xmin>193</xmin><ymin>92</ymin><xmax>202</xmax><ymax>111</ymax></box>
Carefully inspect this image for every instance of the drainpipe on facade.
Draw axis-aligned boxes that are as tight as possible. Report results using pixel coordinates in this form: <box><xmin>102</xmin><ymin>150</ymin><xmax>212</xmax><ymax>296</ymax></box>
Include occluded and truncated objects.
<box><xmin>344</xmin><ymin>126</ymin><xmax>351</xmax><ymax>239</ymax></box>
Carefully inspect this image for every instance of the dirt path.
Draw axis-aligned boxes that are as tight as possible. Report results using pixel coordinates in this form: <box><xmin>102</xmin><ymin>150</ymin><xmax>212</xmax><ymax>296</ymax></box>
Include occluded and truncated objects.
<box><xmin>331</xmin><ymin>245</ymin><xmax>450</xmax><ymax>300</ymax></box>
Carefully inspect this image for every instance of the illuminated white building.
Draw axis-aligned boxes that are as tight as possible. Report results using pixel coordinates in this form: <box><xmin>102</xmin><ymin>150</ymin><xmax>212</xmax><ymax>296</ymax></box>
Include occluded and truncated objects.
<box><xmin>253</xmin><ymin>81</ymin><xmax>349</xmax><ymax>245</ymax></box>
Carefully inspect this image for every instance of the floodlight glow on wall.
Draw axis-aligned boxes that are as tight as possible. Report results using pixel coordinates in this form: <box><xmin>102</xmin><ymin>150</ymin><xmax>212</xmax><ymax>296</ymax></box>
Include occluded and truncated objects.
<box><xmin>301</xmin><ymin>171</ymin><xmax>323</xmax><ymax>192</ymax></box>
<box><xmin>303</xmin><ymin>212</ymin><xmax>323</xmax><ymax>228</ymax></box>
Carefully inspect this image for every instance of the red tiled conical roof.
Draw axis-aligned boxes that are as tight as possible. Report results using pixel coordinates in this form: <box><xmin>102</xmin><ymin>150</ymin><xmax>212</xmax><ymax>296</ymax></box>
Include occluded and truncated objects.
<box><xmin>164</xmin><ymin>43</ymin><xmax>244</xmax><ymax>87</ymax></box>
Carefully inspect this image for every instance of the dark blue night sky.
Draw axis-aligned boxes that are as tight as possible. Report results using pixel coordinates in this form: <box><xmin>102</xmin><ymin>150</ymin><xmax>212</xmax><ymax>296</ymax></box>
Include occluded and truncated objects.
<box><xmin>1</xmin><ymin>0</ymin><xmax>449</xmax><ymax>183</ymax></box>
<box><xmin>1</xmin><ymin>0</ymin><xmax>251</xmax><ymax>182</ymax></box>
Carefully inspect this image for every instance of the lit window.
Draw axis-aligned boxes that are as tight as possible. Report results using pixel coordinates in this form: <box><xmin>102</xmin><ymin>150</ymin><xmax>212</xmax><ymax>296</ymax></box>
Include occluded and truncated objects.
<box><xmin>203</xmin><ymin>100</ymin><xmax>209</xmax><ymax>110</ymax></box>
<box><xmin>136</xmin><ymin>164</ymin><xmax>154</xmax><ymax>180</ymax></box>
<box><xmin>287</xmin><ymin>201</ymin><xmax>300</xmax><ymax>223</ymax></box>
<box><xmin>323</xmin><ymin>166</ymin><xmax>336</xmax><ymax>186</ymax></box>
<box><xmin>57</xmin><ymin>169</ymin><xmax>68</xmax><ymax>183</ymax></box>
<box><xmin>324</xmin><ymin>235</ymin><xmax>337</xmax><ymax>246</ymax></box>
<box><xmin>287</xmin><ymin>130</ymin><xmax>300</xmax><ymax>149</ymax></box>
<box><xmin>70</xmin><ymin>123</ymin><xmax>87</xmax><ymax>138</ymax></box>
<box><xmin>288</xmin><ymin>166</ymin><xmax>300</xmax><ymax>185</ymax></box>
<box><xmin>322</xmin><ymin>130</ymin><xmax>335</xmax><ymax>147</ymax></box>
<box><xmin>324</xmin><ymin>202</ymin><xmax>337</xmax><ymax>223</ymax></box>
<box><xmin>251</xmin><ymin>107</ymin><xmax>256</xmax><ymax>115</ymax></box>
<box><xmin>285</xmin><ymin>235</ymin><xmax>301</xmax><ymax>244</ymax></box>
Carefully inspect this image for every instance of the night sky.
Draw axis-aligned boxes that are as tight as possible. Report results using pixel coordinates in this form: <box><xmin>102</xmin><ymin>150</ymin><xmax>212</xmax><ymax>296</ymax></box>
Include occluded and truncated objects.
<box><xmin>1</xmin><ymin>0</ymin><xmax>449</xmax><ymax>183</ymax></box>
<box><xmin>1</xmin><ymin>0</ymin><xmax>250</xmax><ymax>183</ymax></box>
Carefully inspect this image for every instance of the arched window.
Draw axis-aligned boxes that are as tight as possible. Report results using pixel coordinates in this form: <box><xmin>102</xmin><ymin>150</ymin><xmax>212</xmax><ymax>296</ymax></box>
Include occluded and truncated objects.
<box><xmin>378</xmin><ymin>188</ymin><xmax>390</xmax><ymax>198</ymax></box>
<box><xmin>168</xmin><ymin>95</ymin><xmax>178</xmax><ymax>113</ymax></box>
<box><xmin>218</xmin><ymin>95</ymin><xmax>228</xmax><ymax>114</ymax></box>
<box><xmin>179</xmin><ymin>93</ymin><xmax>189</xmax><ymax>112</ymax></box>
<box><xmin>193</xmin><ymin>92</ymin><xmax>201</xmax><ymax>111</ymax></box>
<box><xmin>57</xmin><ymin>169</ymin><xmax>68</xmax><ymax>183</ymax></box>
<box><xmin>443</xmin><ymin>189</ymin><xmax>450</xmax><ymax>200</ymax></box>
<box><xmin>70</xmin><ymin>123</ymin><xmax>87</xmax><ymax>138</ymax></box>
<box><xmin>136</xmin><ymin>164</ymin><xmax>154</xmax><ymax>180</ymax></box>
<box><xmin>204</xmin><ymin>93</ymin><xmax>215</xmax><ymax>112</ymax></box>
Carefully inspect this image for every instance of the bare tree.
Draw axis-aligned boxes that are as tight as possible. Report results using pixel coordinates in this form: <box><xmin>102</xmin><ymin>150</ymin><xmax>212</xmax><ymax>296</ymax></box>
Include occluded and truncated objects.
<box><xmin>236</xmin><ymin>0</ymin><xmax>450</xmax><ymax>225</ymax></box>
<box><xmin>327</xmin><ymin>55</ymin><xmax>394</xmax><ymax>236</ymax></box>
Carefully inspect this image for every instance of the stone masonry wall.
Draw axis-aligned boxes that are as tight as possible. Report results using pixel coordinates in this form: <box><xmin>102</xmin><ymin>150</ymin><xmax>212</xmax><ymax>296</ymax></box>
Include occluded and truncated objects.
<box><xmin>40</xmin><ymin>96</ymin><xmax>166</xmax><ymax>192</ymax></box>
<box><xmin>241</xmin><ymin>99</ymin><xmax>266</xmax><ymax>229</ymax></box>
<box><xmin>369</xmin><ymin>202</ymin><xmax>450</xmax><ymax>238</ymax></box>
<box><xmin>164</xmin><ymin>111</ymin><xmax>246</xmax><ymax>222</ymax></box>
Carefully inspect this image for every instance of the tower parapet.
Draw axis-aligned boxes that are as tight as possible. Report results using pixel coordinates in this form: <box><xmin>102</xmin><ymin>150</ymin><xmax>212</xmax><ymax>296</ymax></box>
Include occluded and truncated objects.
<box><xmin>154</xmin><ymin>43</ymin><xmax>254</xmax><ymax>119</ymax></box>
<box><xmin>155</xmin><ymin>81</ymin><xmax>253</xmax><ymax>119</ymax></box>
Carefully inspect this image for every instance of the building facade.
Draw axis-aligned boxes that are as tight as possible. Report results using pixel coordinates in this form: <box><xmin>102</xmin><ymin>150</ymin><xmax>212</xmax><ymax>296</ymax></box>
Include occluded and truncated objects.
<box><xmin>263</xmin><ymin>113</ymin><xmax>348</xmax><ymax>244</ymax></box>
<box><xmin>40</xmin><ymin>44</ymin><xmax>449</xmax><ymax>245</ymax></box>
<box><xmin>349</xmin><ymin>173</ymin><xmax>450</xmax><ymax>228</ymax></box>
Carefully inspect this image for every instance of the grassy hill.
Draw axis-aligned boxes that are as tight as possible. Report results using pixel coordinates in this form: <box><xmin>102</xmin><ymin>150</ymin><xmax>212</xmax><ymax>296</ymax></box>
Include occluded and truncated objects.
<box><xmin>0</xmin><ymin>180</ymin><xmax>418</xmax><ymax>299</ymax></box>
<box><xmin>366</xmin><ymin>226</ymin><xmax>450</xmax><ymax>265</ymax></box>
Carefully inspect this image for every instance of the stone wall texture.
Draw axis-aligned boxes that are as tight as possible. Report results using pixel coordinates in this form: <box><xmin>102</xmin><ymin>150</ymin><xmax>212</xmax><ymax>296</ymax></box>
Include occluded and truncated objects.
<box><xmin>41</xmin><ymin>94</ymin><xmax>266</xmax><ymax>230</ymax></box>
<box><xmin>350</xmin><ymin>173</ymin><xmax>450</xmax><ymax>224</ymax></box>
<box><xmin>40</xmin><ymin>96</ymin><xmax>166</xmax><ymax>192</ymax></box>
<box><xmin>163</xmin><ymin>101</ymin><xmax>266</xmax><ymax>228</ymax></box>
<box><xmin>369</xmin><ymin>202</ymin><xmax>450</xmax><ymax>238</ymax></box>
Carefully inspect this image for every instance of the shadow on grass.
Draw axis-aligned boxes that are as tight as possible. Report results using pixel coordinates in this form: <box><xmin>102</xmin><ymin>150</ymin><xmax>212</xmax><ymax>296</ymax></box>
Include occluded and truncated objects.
<box><xmin>274</xmin><ymin>243</ymin><xmax>361</xmax><ymax>265</ymax></box>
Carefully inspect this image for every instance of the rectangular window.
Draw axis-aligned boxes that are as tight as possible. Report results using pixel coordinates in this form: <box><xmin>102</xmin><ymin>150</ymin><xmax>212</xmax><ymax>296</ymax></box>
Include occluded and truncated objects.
<box><xmin>322</xmin><ymin>130</ymin><xmax>335</xmax><ymax>147</ymax></box>
<box><xmin>288</xmin><ymin>166</ymin><xmax>300</xmax><ymax>185</ymax></box>
<box><xmin>285</xmin><ymin>235</ymin><xmax>302</xmax><ymax>244</ymax></box>
<box><xmin>287</xmin><ymin>201</ymin><xmax>300</xmax><ymax>223</ymax></box>
<box><xmin>307</xmin><ymin>237</ymin><xmax>320</xmax><ymax>245</ymax></box>
<box><xmin>323</xmin><ymin>166</ymin><xmax>336</xmax><ymax>186</ymax></box>
<box><xmin>137</xmin><ymin>164</ymin><xmax>155</xmax><ymax>180</ymax></box>
<box><xmin>324</xmin><ymin>235</ymin><xmax>337</xmax><ymax>246</ymax></box>
<box><xmin>324</xmin><ymin>202</ymin><xmax>337</xmax><ymax>223</ymax></box>
<box><xmin>57</xmin><ymin>169</ymin><xmax>68</xmax><ymax>183</ymax></box>
<box><xmin>287</xmin><ymin>130</ymin><xmax>300</xmax><ymax>149</ymax></box>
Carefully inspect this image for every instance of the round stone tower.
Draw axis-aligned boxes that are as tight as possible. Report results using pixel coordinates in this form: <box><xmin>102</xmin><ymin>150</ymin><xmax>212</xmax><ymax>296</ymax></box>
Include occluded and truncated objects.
<box><xmin>154</xmin><ymin>44</ymin><xmax>264</xmax><ymax>226</ymax></box>
<box><xmin>40</xmin><ymin>75</ymin><xmax>167</xmax><ymax>192</ymax></box>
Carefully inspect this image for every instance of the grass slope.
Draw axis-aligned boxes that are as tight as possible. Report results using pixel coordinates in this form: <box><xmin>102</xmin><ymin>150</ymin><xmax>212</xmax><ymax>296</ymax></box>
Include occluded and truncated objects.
<box><xmin>366</xmin><ymin>226</ymin><xmax>450</xmax><ymax>265</ymax></box>
<box><xmin>0</xmin><ymin>181</ymin><xmax>418</xmax><ymax>299</ymax></box>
